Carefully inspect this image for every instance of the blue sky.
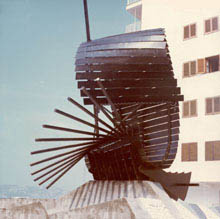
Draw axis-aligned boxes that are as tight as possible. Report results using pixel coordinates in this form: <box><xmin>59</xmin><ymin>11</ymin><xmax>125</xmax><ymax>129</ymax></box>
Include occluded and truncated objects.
<box><xmin>0</xmin><ymin>0</ymin><xmax>132</xmax><ymax>191</ymax></box>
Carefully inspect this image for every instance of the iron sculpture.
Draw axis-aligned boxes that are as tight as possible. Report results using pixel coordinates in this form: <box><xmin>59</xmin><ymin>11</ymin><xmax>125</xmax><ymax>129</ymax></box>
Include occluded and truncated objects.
<box><xmin>30</xmin><ymin>0</ymin><xmax>196</xmax><ymax>201</ymax></box>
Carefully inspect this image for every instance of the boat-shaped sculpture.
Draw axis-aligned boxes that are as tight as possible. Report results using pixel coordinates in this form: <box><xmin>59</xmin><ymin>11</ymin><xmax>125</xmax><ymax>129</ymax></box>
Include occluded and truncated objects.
<box><xmin>30</xmin><ymin>1</ymin><xmax>194</xmax><ymax>201</ymax></box>
<box><xmin>76</xmin><ymin>28</ymin><xmax>182</xmax><ymax>175</ymax></box>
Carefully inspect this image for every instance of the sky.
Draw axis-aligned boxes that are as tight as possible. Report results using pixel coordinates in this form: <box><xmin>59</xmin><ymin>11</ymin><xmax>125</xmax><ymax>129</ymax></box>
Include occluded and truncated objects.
<box><xmin>0</xmin><ymin>0</ymin><xmax>132</xmax><ymax>191</ymax></box>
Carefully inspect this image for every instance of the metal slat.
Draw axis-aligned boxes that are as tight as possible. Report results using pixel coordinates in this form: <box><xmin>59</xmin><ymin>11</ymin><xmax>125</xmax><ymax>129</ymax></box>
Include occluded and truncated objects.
<box><xmin>143</xmin><ymin>121</ymin><xmax>180</xmax><ymax>136</ymax></box>
<box><xmin>75</xmin><ymin>63</ymin><xmax>172</xmax><ymax>72</ymax></box>
<box><xmin>78</xmin><ymin>42</ymin><xmax>167</xmax><ymax>53</ymax></box>
<box><xmin>145</xmin><ymin>147</ymin><xmax>178</xmax><ymax>157</ymax></box>
<box><xmin>144</xmin><ymin>135</ymin><xmax>179</xmax><ymax>147</ymax></box>
<box><xmin>144</xmin><ymin>141</ymin><xmax>178</xmax><ymax>151</ymax></box>
<box><xmin>80</xmin><ymin>88</ymin><xmax>180</xmax><ymax>98</ymax></box>
<box><xmin>83</xmin><ymin>95</ymin><xmax>183</xmax><ymax>105</ymax></box>
<box><xmin>119</xmin><ymin>102</ymin><xmax>178</xmax><ymax>115</ymax></box>
<box><xmin>80</xmin><ymin>31</ymin><xmax>165</xmax><ymax>48</ymax></box>
<box><xmin>140</xmin><ymin>113</ymin><xmax>179</xmax><ymax>128</ymax></box>
<box><xmin>76</xmin><ymin>71</ymin><xmax>173</xmax><ymax>80</ymax></box>
<box><xmin>80</xmin><ymin>35</ymin><xmax>165</xmax><ymax>48</ymax></box>
<box><xmin>75</xmin><ymin>56</ymin><xmax>170</xmax><ymax>65</ymax></box>
<box><xmin>147</xmin><ymin>153</ymin><xmax>176</xmax><ymax>161</ymax></box>
<box><xmin>78</xmin><ymin>79</ymin><xmax>177</xmax><ymax>89</ymax></box>
<box><xmin>79</xmin><ymin>28</ymin><xmax>165</xmax><ymax>47</ymax></box>
<box><xmin>143</xmin><ymin>128</ymin><xmax>179</xmax><ymax>141</ymax></box>
<box><xmin>125</xmin><ymin>107</ymin><xmax>179</xmax><ymax>124</ymax></box>
<box><xmin>76</xmin><ymin>48</ymin><xmax>168</xmax><ymax>59</ymax></box>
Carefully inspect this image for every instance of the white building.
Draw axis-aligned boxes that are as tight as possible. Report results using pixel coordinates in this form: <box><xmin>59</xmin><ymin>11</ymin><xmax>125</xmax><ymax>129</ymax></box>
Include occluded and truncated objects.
<box><xmin>126</xmin><ymin>0</ymin><xmax>220</xmax><ymax>182</ymax></box>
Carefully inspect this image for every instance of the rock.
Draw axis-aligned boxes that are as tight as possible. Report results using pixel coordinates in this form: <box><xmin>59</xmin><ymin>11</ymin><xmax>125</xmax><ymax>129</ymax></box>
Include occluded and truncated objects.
<box><xmin>0</xmin><ymin>202</ymin><xmax>49</xmax><ymax>219</ymax></box>
<box><xmin>49</xmin><ymin>198</ymin><xmax>135</xmax><ymax>219</ymax></box>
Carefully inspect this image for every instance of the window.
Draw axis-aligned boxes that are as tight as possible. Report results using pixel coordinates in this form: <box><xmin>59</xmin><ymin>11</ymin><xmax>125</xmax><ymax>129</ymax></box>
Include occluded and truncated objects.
<box><xmin>205</xmin><ymin>55</ymin><xmax>219</xmax><ymax>73</ymax></box>
<box><xmin>206</xmin><ymin>96</ymin><xmax>220</xmax><ymax>115</ymax></box>
<box><xmin>184</xmin><ymin>23</ymin><xmax>196</xmax><ymax>40</ymax></box>
<box><xmin>205</xmin><ymin>141</ymin><xmax>220</xmax><ymax>161</ymax></box>
<box><xmin>197</xmin><ymin>59</ymin><xmax>205</xmax><ymax>74</ymax></box>
<box><xmin>205</xmin><ymin>17</ymin><xmax>219</xmax><ymax>34</ymax></box>
<box><xmin>183</xmin><ymin>61</ymin><xmax>197</xmax><ymax>77</ymax></box>
<box><xmin>197</xmin><ymin>55</ymin><xmax>219</xmax><ymax>74</ymax></box>
<box><xmin>182</xmin><ymin>143</ymin><xmax>197</xmax><ymax>162</ymax></box>
<box><xmin>183</xmin><ymin>100</ymin><xmax>197</xmax><ymax>118</ymax></box>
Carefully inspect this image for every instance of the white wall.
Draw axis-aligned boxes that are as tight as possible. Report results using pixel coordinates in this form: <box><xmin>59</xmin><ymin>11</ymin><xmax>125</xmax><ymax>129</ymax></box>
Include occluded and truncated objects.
<box><xmin>140</xmin><ymin>0</ymin><xmax>220</xmax><ymax>181</ymax></box>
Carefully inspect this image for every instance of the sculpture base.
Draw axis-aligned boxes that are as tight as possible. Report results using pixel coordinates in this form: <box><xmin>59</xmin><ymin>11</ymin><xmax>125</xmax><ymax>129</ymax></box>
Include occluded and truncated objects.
<box><xmin>1</xmin><ymin>181</ymin><xmax>220</xmax><ymax>219</ymax></box>
<box><xmin>50</xmin><ymin>180</ymin><xmax>204</xmax><ymax>218</ymax></box>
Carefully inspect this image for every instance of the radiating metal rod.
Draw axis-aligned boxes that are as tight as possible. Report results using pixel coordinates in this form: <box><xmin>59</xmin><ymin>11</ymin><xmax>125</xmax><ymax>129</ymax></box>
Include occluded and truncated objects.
<box><xmin>102</xmin><ymin>105</ymin><xmax>113</xmax><ymax>115</ymax></box>
<box><xmin>43</xmin><ymin>124</ymin><xmax>107</xmax><ymax>137</ymax></box>
<box><xmin>30</xmin><ymin>146</ymin><xmax>92</xmax><ymax>166</ymax></box>
<box><xmin>35</xmin><ymin>137</ymin><xmax>101</xmax><ymax>142</ymax></box>
<box><xmin>31</xmin><ymin>154</ymin><xmax>78</xmax><ymax>175</ymax></box>
<box><xmin>122</xmin><ymin>104</ymin><xmax>143</xmax><ymax>122</ymax></box>
<box><xmin>81</xmin><ymin>87</ymin><xmax>122</xmax><ymax>133</ymax></box>
<box><xmin>93</xmin><ymin>105</ymin><xmax>99</xmax><ymax>136</ymax></box>
<box><xmin>96</xmin><ymin>79</ymin><xmax>127</xmax><ymax>132</ymax></box>
<box><xmin>34</xmin><ymin>156</ymin><xmax>79</xmax><ymax>182</ymax></box>
<box><xmin>54</xmin><ymin>109</ymin><xmax>112</xmax><ymax>135</ymax></box>
<box><xmin>38</xmin><ymin>158</ymin><xmax>78</xmax><ymax>186</ymax></box>
<box><xmin>67</xmin><ymin>97</ymin><xmax>115</xmax><ymax>132</ymax></box>
<box><xmin>46</xmin><ymin>156</ymin><xmax>83</xmax><ymax>189</ymax></box>
<box><xmin>96</xmin><ymin>78</ymin><xmax>122</xmax><ymax>122</ymax></box>
<box><xmin>31</xmin><ymin>142</ymin><xmax>95</xmax><ymax>155</ymax></box>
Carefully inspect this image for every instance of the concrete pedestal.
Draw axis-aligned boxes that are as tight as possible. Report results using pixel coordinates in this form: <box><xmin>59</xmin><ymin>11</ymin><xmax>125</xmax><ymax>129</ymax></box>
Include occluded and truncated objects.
<box><xmin>1</xmin><ymin>181</ymin><xmax>220</xmax><ymax>218</ymax></box>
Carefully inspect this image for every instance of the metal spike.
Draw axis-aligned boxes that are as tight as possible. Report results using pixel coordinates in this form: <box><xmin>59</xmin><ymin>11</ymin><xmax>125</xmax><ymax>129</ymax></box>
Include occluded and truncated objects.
<box><xmin>31</xmin><ymin>142</ymin><xmax>95</xmax><ymax>155</ymax></box>
<box><xmin>67</xmin><ymin>97</ymin><xmax>115</xmax><ymax>132</ymax></box>
<box><xmin>54</xmin><ymin>109</ymin><xmax>112</xmax><ymax>135</ymax></box>
<box><xmin>43</xmin><ymin>124</ymin><xmax>107</xmax><ymax>137</ymax></box>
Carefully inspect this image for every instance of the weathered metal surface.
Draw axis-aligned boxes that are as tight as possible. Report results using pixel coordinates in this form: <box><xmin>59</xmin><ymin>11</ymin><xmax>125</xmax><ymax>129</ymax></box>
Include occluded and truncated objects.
<box><xmin>75</xmin><ymin>29</ymin><xmax>183</xmax><ymax>183</ymax></box>
<box><xmin>30</xmin><ymin>28</ymin><xmax>185</xmax><ymax>197</ymax></box>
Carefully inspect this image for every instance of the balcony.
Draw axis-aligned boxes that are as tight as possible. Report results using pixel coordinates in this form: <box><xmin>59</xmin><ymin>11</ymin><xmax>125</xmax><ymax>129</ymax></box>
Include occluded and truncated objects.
<box><xmin>125</xmin><ymin>21</ymin><xmax>141</xmax><ymax>33</ymax></box>
<box><xmin>126</xmin><ymin>0</ymin><xmax>142</xmax><ymax>20</ymax></box>
<box><xmin>127</xmin><ymin>0</ymin><xmax>141</xmax><ymax>5</ymax></box>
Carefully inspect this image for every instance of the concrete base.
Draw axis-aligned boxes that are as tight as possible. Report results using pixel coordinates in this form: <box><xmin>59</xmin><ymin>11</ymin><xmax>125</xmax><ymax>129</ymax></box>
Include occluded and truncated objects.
<box><xmin>0</xmin><ymin>202</ymin><xmax>48</xmax><ymax>219</ymax></box>
<box><xmin>0</xmin><ymin>181</ymin><xmax>220</xmax><ymax>219</ymax></box>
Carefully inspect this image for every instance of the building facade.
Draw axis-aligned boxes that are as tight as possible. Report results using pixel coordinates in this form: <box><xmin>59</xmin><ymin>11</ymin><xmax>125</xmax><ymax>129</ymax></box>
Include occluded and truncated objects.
<box><xmin>126</xmin><ymin>0</ymin><xmax>220</xmax><ymax>182</ymax></box>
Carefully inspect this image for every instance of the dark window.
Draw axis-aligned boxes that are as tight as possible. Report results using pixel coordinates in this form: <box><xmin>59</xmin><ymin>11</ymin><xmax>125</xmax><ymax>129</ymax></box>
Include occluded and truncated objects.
<box><xmin>205</xmin><ymin>17</ymin><xmax>219</xmax><ymax>33</ymax></box>
<box><xmin>183</xmin><ymin>61</ymin><xmax>196</xmax><ymax>77</ymax></box>
<box><xmin>184</xmin><ymin>23</ymin><xmax>196</xmax><ymax>39</ymax></box>
<box><xmin>212</xmin><ymin>17</ymin><xmax>219</xmax><ymax>31</ymax></box>
<box><xmin>183</xmin><ymin>63</ymin><xmax>190</xmax><ymax>77</ymax></box>
<box><xmin>205</xmin><ymin>55</ymin><xmax>219</xmax><ymax>73</ymax></box>
<box><xmin>190</xmin><ymin>100</ymin><xmax>197</xmax><ymax>116</ymax></box>
<box><xmin>214</xmin><ymin>97</ymin><xmax>220</xmax><ymax>112</ymax></box>
<box><xmin>190</xmin><ymin>61</ymin><xmax>196</xmax><ymax>75</ymax></box>
<box><xmin>183</xmin><ymin>102</ymin><xmax>189</xmax><ymax>117</ymax></box>
<box><xmin>183</xmin><ymin>100</ymin><xmax>197</xmax><ymax>118</ymax></box>
<box><xmin>206</xmin><ymin>98</ymin><xmax>213</xmax><ymax>114</ymax></box>
<box><xmin>206</xmin><ymin>96</ymin><xmax>220</xmax><ymax>115</ymax></box>
<box><xmin>205</xmin><ymin>19</ymin><xmax>211</xmax><ymax>33</ymax></box>
<box><xmin>205</xmin><ymin>141</ymin><xmax>220</xmax><ymax>161</ymax></box>
<box><xmin>182</xmin><ymin>143</ymin><xmax>198</xmax><ymax>162</ymax></box>
<box><xmin>190</xmin><ymin>24</ymin><xmax>196</xmax><ymax>37</ymax></box>
<box><xmin>184</xmin><ymin>26</ymin><xmax>189</xmax><ymax>39</ymax></box>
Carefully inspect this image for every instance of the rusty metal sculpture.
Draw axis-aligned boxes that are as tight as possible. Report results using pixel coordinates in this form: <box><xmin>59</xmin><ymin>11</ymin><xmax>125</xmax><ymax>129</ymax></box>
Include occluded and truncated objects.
<box><xmin>30</xmin><ymin>0</ymin><xmax>195</xmax><ymax>201</ymax></box>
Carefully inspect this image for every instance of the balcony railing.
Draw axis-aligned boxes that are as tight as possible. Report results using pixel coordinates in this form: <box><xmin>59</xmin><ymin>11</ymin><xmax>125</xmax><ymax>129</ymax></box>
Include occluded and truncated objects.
<box><xmin>127</xmin><ymin>0</ymin><xmax>141</xmax><ymax>5</ymax></box>
<box><xmin>125</xmin><ymin>21</ymin><xmax>141</xmax><ymax>33</ymax></box>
